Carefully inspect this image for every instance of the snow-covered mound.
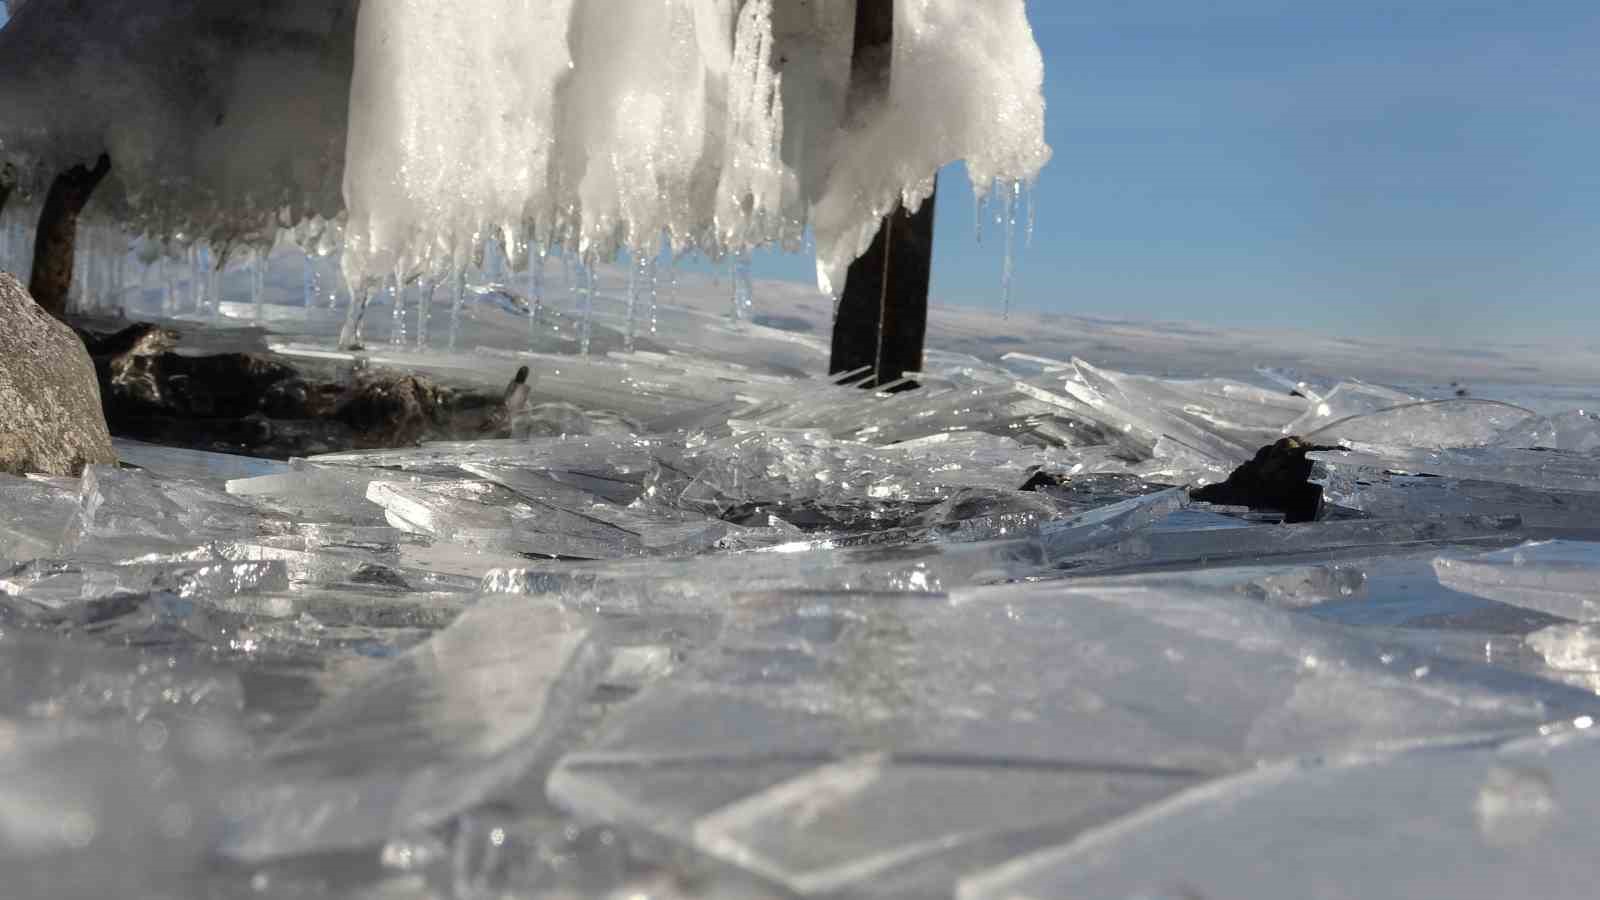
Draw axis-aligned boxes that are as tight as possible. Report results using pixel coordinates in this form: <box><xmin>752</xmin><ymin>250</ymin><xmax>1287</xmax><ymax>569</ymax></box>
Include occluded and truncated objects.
<box><xmin>0</xmin><ymin>0</ymin><xmax>357</xmax><ymax>242</ymax></box>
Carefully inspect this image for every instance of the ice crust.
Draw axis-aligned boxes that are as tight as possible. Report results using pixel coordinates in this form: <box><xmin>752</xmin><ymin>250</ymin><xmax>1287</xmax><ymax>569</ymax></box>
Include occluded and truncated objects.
<box><xmin>4</xmin><ymin>278</ymin><xmax>1600</xmax><ymax>896</ymax></box>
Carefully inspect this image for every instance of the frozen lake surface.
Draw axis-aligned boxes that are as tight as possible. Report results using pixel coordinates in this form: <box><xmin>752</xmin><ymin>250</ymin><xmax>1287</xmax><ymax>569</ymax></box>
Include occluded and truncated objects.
<box><xmin>6</xmin><ymin>254</ymin><xmax>1600</xmax><ymax>899</ymax></box>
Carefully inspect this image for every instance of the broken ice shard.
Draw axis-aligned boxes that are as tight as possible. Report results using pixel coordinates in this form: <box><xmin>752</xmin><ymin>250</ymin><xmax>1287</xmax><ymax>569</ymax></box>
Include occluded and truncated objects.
<box><xmin>959</xmin><ymin>729</ymin><xmax>1600</xmax><ymax>900</ymax></box>
<box><xmin>549</xmin><ymin>579</ymin><xmax>1588</xmax><ymax>893</ymax></box>
<box><xmin>220</xmin><ymin>596</ymin><xmax>606</xmax><ymax>861</ymax></box>
<box><xmin>688</xmin><ymin>753</ymin><xmax>1198</xmax><ymax>896</ymax></box>
<box><xmin>1303</xmin><ymin>398</ymin><xmax>1538</xmax><ymax>448</ymax></box>
<box><xmin>1434</xmin><ymin>541</ymin><xmax>1600</xmax><ymax>622</ymax></box>
<box><xmin>0</xmin><ymin>632</ymin><xmax>248</xmax><ymax>899</ymax></box>
<box><xmin>366</xmin><ymin>478</ymin><xmax>645</xmax><ymax>559</ymax></box>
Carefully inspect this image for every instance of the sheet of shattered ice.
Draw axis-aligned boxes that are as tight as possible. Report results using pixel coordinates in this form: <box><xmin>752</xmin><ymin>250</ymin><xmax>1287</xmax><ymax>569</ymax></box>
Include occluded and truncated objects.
<box><xmin>8</xmin><ymin>288</ymin><xmax>1600</xmax><ymax>898</ymax></box>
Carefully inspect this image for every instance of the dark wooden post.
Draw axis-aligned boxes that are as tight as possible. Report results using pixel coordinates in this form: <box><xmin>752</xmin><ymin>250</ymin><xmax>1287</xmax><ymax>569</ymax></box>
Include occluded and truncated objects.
<box><xmin>30</xmin><ymin>153</ymin><xmax>111</xmax><ymax>320</ymax></box>
<box><xmin>828</xmin><ymin>0</ymin><xmax>936</xmax><ymax>391</ymax></box>
<box><xmin>0</xmin><ymin>162</ymin><xmax>15</xmax><ymax>220</ymax></box>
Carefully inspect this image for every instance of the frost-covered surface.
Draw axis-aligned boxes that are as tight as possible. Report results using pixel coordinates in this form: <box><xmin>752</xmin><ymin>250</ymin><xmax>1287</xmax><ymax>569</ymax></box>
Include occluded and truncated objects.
<box><xmin>340</xmin><ymin>0</ymin><xmax>1050</xmax><ymax>295</ymax></box>
<box><xmin>0</xmin><ymin>0</ymin><xmax>357</xmax><ymax>242</ymax></box>
<box><xmin>4</xmin><ymin>254</ymin><xmax>1600</xmax><ymax>897</ymax></box>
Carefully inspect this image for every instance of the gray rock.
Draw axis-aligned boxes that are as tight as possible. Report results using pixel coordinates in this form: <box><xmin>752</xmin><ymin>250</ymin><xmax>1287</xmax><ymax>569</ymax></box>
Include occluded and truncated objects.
<box><xmin>0</xmin><ymin>272</ymin><xmax>116</xmax><ymax>475</ymax></box>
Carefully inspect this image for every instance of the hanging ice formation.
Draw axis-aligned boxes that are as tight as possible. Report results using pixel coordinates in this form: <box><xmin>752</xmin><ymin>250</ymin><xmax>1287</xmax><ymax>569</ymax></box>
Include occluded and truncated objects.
<box><xmin>340</xmin><ymin>0</ymin><xmax>1051</xmax><ymax>307</ymax></box>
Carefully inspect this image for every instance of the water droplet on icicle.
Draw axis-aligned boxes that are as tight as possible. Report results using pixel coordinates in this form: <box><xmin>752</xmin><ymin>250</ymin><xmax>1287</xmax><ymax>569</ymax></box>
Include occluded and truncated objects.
<box><xmin>448</xmin><ymin>268</ymin><xmax>467</xmax><ymax>353</ymax></box>
<box><xmin>1000</xmin><ymin>179</ymin><xmax>1020</xmax><ymax>320</ymax></box>
<box><xmin>576</xmin><ymin>256</ymin><xmax>595</xmax><ymax>358</ymax></box>
<box><xmin>416</xmin><ymin>277</ymin><xmax>436</xmax><ymax>350</ymax></box>
<box><xmin>1025</xmin><ymin>181</ymin><xmax>1037</xmax><ymax>250</ymax></box>
<box><xmin>649</xmin><ymin>252</ymin><xmax>662</xmax><ymax>337</ymax></box>
<box><xmin>732</xmin><ymin>250</ymin><xmax>755</xmax><ymax>323</ymax></box>
<box><xmin>301</xmin><ymin>251</ymin><xmax>314</xmax><ymax>312</ymax></box>
<box><xmin>526</xmin><ymin>248</ymin><xmax>545</xmax><ymax>353</ymax></box>
<box><xmin>389</xmin><ymin>271</ymin><xmax>408</xmax><ymax>348</ymax></box>
<box><xmin>625</xmin><ymin>253</ymin><xmax>645</xmax><ymax>354</ymax></box>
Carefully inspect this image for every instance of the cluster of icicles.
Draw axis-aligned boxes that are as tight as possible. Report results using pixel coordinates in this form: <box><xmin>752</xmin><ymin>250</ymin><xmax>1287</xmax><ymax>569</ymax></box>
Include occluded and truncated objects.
<box><xmin>1</xmin><ymin>175</ymin><xmax>1033</xmax><ymax>361</ymax></box>
<box><xmin>337</xmin><ymin>0</ymin><xmax>1050</xmax><ymax>345</ymax></box>
<box><xmin>0</xmin><ymin>0</ymin><xmax>1049</xmax><ymax>352</ymax></box>
<box><xmin>0</xmin><ymin>208</ymin><xmax>709</xmax><ymax>356</ymax></box>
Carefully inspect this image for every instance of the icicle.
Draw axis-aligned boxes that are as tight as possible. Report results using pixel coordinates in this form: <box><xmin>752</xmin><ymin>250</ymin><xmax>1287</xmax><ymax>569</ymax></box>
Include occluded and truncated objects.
<box><xmin>188</xmin><ymin>243</ymin><xmax>202</xmax><ymax>313</ymax></box>
<box><xmin>1001</xmin><ymin>179</ymin><xmax>1020</xmax><ymax>320</ymax></box>
<box><xmin>340</xmin><ymin>279</ymin><xmax>372</xmax><ymax>350</ymax></box>
<box><xmin>649</xmin><ymin>252</ymin><xmax>663</xmax><ymax>336</ymax></box>
<box><xmin>250</xmin><ymin>248</ymin><xmax>267</xmax><ymax>322</ymax></box>
<box><xmin>577</xmin><ymin>256</ymin><xmax>594</xmax><ymax>358</ymax></box>
<box><xmin>110</xmin><ymin>234</ymin><xmax>127</xmax><ymax>312</ymax></box>
<box><xmin>733</xmin><ymin>250</ymin><xmax>754</xmax><ymax>322</ymax></box>
<box><xmin>204</xmin><ymin>246</ymin><xmax>220</xmax><ymax>320</ymax></box>
<box><xmin>448</xmin><ymin>267</ymin><xmax>466</xmax><ymax>353</ymax></box>
<box><xmin>389</xmin><ymin>271</ymin><xmax>408</xmax><ymax>347</ymax></box>
<box><xmin>625</xmin><ymin>254</ymin><xmax>643</xmax><ymax>354</ymax></box>
<box><xmin>301</xmin><ymin>251</ymin><xmax>314</xmax><ymax>310</ymax></box>
<box><xmin>416</xmin><ymin>277</ymin><xmax>436</xmax><ymax>350</ymax></box>
<box><xmin>974</xmin><ymin>191</ymin><xmax>984</xmax><ymax>245</ymax></box>
<box><xmin>1025</xmin><ymin>181</ymin><xmax>1037</xmax><ymax>250</ymax></box>
<box><xmin>526</xmin><ymin>248</ymin><xmax>545</xmax><ymax>352</ymax></box>
<box><xmin>164</xmin><ymin>251</ymin><xmax>180</xmax><ymax>318</ymax></box>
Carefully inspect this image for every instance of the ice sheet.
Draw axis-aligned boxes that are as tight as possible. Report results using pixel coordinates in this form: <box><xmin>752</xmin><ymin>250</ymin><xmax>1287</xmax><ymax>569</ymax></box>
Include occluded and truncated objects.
<box><xmin>960</xmin><ymin>728</ymin><xmax>1600</xmax><ymax>900</ymax></box>
<box><xmin>220</xmin><ymin>596</ymin><xmax>606</xmax><ymax>861</ymax></box>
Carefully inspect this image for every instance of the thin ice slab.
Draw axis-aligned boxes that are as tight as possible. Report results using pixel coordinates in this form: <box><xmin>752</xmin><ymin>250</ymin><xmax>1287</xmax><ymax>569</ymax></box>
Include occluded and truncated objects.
<box><xmin>960</xmin><ymin>727</ymin><xmax>1600</xmax><ymax>900</ymax></box>
<box><xmin>1435</xmin><ymin>541</ymin><xmax>1600</xmax><ymax>622</ymax></box>
<box><xmin>220</xmin><ymin>596</ymin><xmax>607</xmax><ymax>861</ymax></box>
<box><xmin>550</xmin><ymin>580</ymin><xmax>1595</xmax><ymax>894</ymax></box>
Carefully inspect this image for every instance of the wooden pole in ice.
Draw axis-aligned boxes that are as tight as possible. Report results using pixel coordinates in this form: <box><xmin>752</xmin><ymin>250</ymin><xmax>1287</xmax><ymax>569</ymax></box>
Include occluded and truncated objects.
<box><xmin>828</xmin><ymin>0</ymin><xmax>936</xmax><ymax>392</ymax></box>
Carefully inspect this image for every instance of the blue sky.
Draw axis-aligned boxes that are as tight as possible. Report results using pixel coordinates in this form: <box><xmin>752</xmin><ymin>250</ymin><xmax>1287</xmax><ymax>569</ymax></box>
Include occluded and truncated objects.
<box><xmin>755</xmin><ymin>1</ymin><xmax>1600</xmax><ymax>343</ymax></box>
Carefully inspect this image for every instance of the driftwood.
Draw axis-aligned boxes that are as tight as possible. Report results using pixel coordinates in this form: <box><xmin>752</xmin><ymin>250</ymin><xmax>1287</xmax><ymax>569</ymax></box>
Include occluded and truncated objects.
<box><xmin>29</xmin><ymin>153</ymin><xmax>111</xmax><ymax>320</ymax></box>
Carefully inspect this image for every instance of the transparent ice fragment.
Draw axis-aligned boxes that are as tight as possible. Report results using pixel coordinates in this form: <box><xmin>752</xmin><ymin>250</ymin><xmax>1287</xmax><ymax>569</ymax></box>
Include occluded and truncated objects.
<box><xmin>367</xmin><ymin>478</ymin><xmax>644</xmax><ymax>559</ymax></box>
<box><xmin>552</xmin><ymin>580</ymin><xmax>1580</xmax><ymax>885</ymax></box>
<box><xmin>220</xmin><ymin>597</ymin><xmax>607</xmax><ymax>861</ymax></box>
<box><xmin>112</xmin><ymin>438</ymin><xmax>292</xmax><ymax>484</ymax></box>
<box><xmin>1312</xmin><ymin>445</ymin><xmax>1600</xmax><ymax>497</ymax></box>
<box><xmin>0</xmin><ymin>633</ymin><xmax>247</xmax><ymax>897</ymax></box>
<box><xmin>1282</xmin><ymin>380</ymin><xmax>1414</xmax><ymax>436</ymax></box>
<box><xmin>1434</xmin><ymin>541</ymin><xmax>1600</xmax><ymax>621</ymax></box>
<box><xmin>0</xmin><ymin>474</ymin><xmax>77</xmax><ymax>561</ymax></box>
<box><xmin>688</xmin><ymin>754</ymin><xmax>1198</xmax><ymax>896</ymax></box>
<box><xmin>1303</xmin><ymin>398</ymin><xmax>1539</xmax><ymax>449</ymax></box>
<box><xmin>1314</xmin><ymin>462</ymin><xmax>1600</xmax><ymax>528</ymax></box>
<box><xmin>227</xmin><ymin>463</ymin><xmax>395</xmax><ymax>525</ymax></box>
<box><xmin>1064</xmin><ymin>514</ymin><xmax>1524</xmax><ymax>577</ymax></box>
<box><xmin>959</xmin><ymin>730</ymin><xmax>1600</xmax><ymax>900</ymax></box>
<box><xmin>1526</xmin><ymin>624</ymin><xmax>1600</xmax><ymax>673</ymax></box>
<box><xmin>75</xmin><ymin>465</ymin><xmax>261</xmax><ymax>545</ymax></box>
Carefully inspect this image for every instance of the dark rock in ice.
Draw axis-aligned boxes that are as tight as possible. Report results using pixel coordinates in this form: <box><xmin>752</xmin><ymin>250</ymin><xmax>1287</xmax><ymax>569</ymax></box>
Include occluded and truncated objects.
<box><xmin>0</xmin><ymin>273</ymin><xmax>118</xmax><ymax>476</ymax></box>
<box><xmin>73</xmin><ymin>322</ymin><xmax>508</xmax><ymax>457</ymax></box>
<box><xmin>1191</xmin><ymin>436</ymin><xmax>1333</xmax><ymax>524</ymax></box>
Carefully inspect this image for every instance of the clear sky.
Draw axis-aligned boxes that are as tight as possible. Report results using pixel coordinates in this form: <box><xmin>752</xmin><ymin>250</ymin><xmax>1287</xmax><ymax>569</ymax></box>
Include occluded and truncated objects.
<box><xmin>756</xmin><ymin>1</ymin><xmax>1600</xmax><ymax>344</ymax></box>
